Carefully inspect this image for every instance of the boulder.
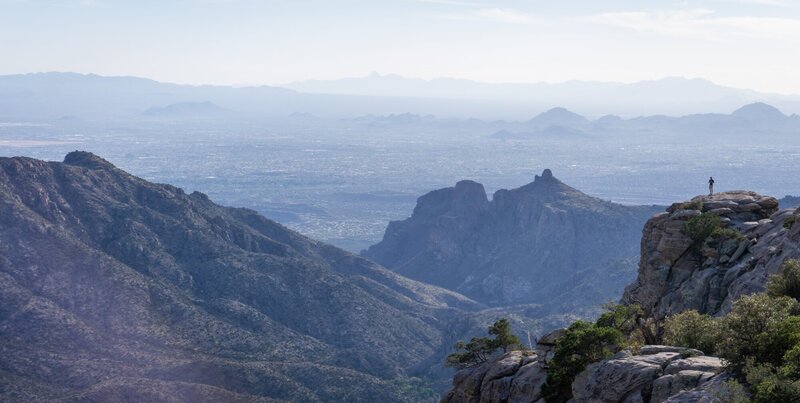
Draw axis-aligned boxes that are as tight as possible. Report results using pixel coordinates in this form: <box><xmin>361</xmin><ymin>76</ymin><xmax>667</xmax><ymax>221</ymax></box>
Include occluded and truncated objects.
<box><xmin>508</xmin><ymin>361</ymin><xmax>547</xmax><ymax>403</ymax></box>
<box><xmin>571</xmin><ymin>352</ymin><xmax>682</xmax><ymax>402</ymax></box>
<box><xmin>444</xmin><ymin>364</ymin><xmax>492</xmax><ymax>402</ymax></box>
<box><xmin>665</xmin><ymin>373</ymin><xmax>748</xmax><ymax>402</ymax></box>
<box><xmin>651</xmin><ymin>370</ymin><xmax>716</xmax><ymax>403</ymax></box>
<box><xmin>664</xmin><ymin>356</ymin><xmax>724</xmax><ymax>375</ymax></box>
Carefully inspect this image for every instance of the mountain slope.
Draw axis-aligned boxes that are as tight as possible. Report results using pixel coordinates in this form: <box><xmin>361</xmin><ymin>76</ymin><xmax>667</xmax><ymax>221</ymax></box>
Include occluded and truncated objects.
<box><xmin>0</xmin><ymin>151</ymin><xmax>481</xmax><ymax>401</ymax></box>
<box><xmin>363</xmin><ymin>170</ymin><xmax>663</xmax><ymax>309</ymax></box>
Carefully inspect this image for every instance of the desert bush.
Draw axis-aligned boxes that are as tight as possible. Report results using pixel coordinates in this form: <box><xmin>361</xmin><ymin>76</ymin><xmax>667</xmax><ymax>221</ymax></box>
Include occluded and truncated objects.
<box><xmin>677</xmin><ymin>199</ymin><xmax>703</xmax><ymax>211</ymax></box>
<box><xmin>683</xmin><ymin>212</ymin><xmax>722</xmax><ymax>249</ymax></box>
<box><xmin>716</xmin><ymin>294</ymin><xmax>800</xmax><ymax>371</ymax></box>
<box><xmin>712</xmin><ymin>379</ymin><xmax>750</xmax><ymax>403</ymax></box>
<box><xmin>784</xmin><ymin>215</ymin><xmax>797</xmax><ymax>230</ymax></box>
<box><xmin>745</xmin><ymin>360</ymin><xmax>800</xmax><ymax>403</ymax></box>
<box><xmin>663</xmin><ymin>310</ymin><xmax>719</xmax><ymax>354</ymax></box>
<box><xmin>767</xmin><ymin>259</ymin><xmax>800</xmax><ymax>300</ymax></box>
<box><xmin>710</xmin><ymin>227</ymin><xmax>746</xmax><ymax>243</ymax></box>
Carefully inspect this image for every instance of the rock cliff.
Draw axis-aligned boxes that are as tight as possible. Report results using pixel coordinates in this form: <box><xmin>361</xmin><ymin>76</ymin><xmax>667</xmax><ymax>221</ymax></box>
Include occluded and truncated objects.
<box><xmin>364</xmin><ymin>170</ymin><xmax>663</xmax><ymax>308</ymax></box>
<box><xmin>0</xmin><ymin>152</ymin><xmax>482</xmax><ymax>401</ymax></box>
<box><xmin>623</xmin><ymin>191</ymin><xmax>800</xmax><ymax>321</ymax></box>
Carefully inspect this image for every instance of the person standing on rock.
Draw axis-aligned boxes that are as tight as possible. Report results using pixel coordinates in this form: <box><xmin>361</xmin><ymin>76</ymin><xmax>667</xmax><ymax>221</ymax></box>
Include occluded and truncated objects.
<box><xmin>709</xmin><ymin>177</ymin><xmax>715</xmax><ymax>196</ymax></box>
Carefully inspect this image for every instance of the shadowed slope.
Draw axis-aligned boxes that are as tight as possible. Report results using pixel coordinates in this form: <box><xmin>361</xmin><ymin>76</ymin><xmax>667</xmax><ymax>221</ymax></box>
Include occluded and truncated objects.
<box><xmin>0</xmin><ymin>151</ymin><xmax>480</xmax><ymax>401</ymax></box>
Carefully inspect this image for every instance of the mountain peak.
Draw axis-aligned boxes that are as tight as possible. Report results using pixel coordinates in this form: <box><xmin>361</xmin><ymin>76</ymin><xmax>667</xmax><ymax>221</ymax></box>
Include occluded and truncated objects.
<box><xmin>365</xmin><ymin>172</ymin><xmax>662</xmax><ymax>306</ymax></box>
<box><xmin>525</xmin><ymin>168</ymin><xmax>573</xmax><ymax>194</ymax></box>
<box><xmin>63</xmin><ymin>151</ymin><xmax>116</xmax><ymax>170</ymax></box>
<box><xmin>529</xmin><ymin>107</ymin><xmax>589</xmax><ymax>128</ymax></box>
<box><xmin>732</xmin><ymin>102</ymin><xmax>786</xmax><ymax>120</ymax></box>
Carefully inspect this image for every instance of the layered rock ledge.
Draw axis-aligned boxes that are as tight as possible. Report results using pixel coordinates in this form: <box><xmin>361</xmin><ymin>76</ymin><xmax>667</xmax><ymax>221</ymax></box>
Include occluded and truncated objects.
<box><xmin>441</xmin><ymin>339</ymin><xmax>730</xmax><ymax>403</ymax></box>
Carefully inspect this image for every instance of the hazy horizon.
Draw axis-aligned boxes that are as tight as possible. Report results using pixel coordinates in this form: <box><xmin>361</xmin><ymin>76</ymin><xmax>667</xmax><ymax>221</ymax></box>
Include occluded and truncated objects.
<box><xmin>2</xmin><ymin>0</ymin><xmax>799</xmax><ymax>94</ymax></box>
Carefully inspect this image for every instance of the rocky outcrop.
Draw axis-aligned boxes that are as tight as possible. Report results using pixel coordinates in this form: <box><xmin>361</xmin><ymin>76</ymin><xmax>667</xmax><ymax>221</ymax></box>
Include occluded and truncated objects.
<box><xmin>623</xmin><ymin>191</ymin><xmax>800</xmax><ymax>320</ymax></box>
<box><xmin>441</xmin><ymin>342</ymin><xmax>731</xmax><ymax>403</ymax></box>
<box><xmin>441</xmin><ymin>350</ymin><xmax>545</xmax><ymax>403</ymax></box>
<box><xmin>0</xmin><ymin>152</ymin><xmax>483</xmax><ymax>402</ymax></box>
<box><xmin>364</xmin><ymin>170</ymin><xmax>662</xmax><ymax>309</ymax></box>
<box><xmin>571</xmin><ymin>350</ymin><xmax>725</xmax><ymax>403</ymax></box>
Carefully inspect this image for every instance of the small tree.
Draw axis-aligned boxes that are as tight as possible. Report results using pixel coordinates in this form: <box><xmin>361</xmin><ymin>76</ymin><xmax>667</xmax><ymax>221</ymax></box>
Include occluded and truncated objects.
<box><xmin>542</xmin><ymin>321</ymin><xmax>623</xmax><ymax>400</ymax></box>
<box><xmin>445</xmin><ymin>337</ymin><xmax>495</xmax><ymax>369</ymax></box>
<box><xmin>488</xmin><ymin>318</ymin><xmax>522</xmax><ymax>353</ymax></box>
<box><xmin>596</xmin><ymin>303</ymin><xmax>643</xmax><ymax>335</ymax></box>
<box><xmin>445</xmin><ymin>318</ymin><xmax>521</xmax><ymax>369</ymax></box>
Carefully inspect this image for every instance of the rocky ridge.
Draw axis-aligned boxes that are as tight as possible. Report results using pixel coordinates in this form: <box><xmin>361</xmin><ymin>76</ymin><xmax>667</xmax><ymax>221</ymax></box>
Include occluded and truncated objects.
<box><xmin>364</xmin><ymin>170</ymin><xmax>662</xmax><ymax>309</ymax></box>
<box><xmin>623</xmin><ymin>191</ymin><xmax>800</xmax><ymax>320</ymax></box>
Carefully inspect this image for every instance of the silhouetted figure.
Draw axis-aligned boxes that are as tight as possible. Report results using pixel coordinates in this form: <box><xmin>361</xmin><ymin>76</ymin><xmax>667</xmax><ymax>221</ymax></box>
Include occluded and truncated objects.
<box><xmin>709</xmin><ymin>177</ymin><xmax>715</xmax><ymax>196</ymax></box>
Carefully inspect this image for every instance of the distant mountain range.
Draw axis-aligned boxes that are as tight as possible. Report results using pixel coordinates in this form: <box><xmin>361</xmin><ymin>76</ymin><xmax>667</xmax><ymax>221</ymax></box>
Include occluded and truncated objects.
<box><xmin>363</xmin><ymin>170</ymin><xmax>663</xmax><ymax>308</ymax></box>
<box><xmin>491</xmin><ymin>103</ymin><xmax>800</xmax><ymax>140</ymax></box>
<box><xmin>286</xmin><ymin>73</ymin><xmax>800</xmax><ymax>117</ymax></box>
<box><xmin>2</xmin><ymin>72</ymin><xmax>800</xmax><ymax>120</ymax></box>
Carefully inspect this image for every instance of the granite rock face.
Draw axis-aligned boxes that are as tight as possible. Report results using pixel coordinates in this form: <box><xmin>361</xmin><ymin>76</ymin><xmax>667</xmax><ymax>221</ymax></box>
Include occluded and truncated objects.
<box><xmin>441</xmin><ymin>343</ymin><xmax>729</xmax><ymax>403</ymax></box>
<box><xmin>0</xmin><ymin>152</ymin><xmax>482</xmax><ymax>402</ymax></box>
<box><xmin>364</xmin><ymin>170</ymin><xmax>663</xmax><ymax>308</ymax></box>
<box><xmin>441</xmin><ymin>350</ymin><xmax>545</xmax><ymax>403</ymax></box>
<box><xmin>622</xmin><ymin>191</ymin><xmax>800</xmax><ymax>320</ymax></box>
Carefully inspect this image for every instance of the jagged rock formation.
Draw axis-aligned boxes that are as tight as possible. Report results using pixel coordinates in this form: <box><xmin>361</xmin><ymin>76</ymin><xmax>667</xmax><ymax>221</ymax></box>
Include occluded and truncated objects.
<box><xmin>363</xmin><ymin>170</ymin><xmax>662</xmax><ymax>308</ymax></box>
<box><xmin>622</xmin><ymin>191</ymin><xmax>800</xmax><ymax>320</ymax></box>
<box><xmin>441</xmin><ymin>342</ymin><xmax>731</xmax><ymax>403</ymax></box>
<box><xmin>0</xmin><ymin>152</ymin><xmax>483</xmax><ymax>401</ymax></box>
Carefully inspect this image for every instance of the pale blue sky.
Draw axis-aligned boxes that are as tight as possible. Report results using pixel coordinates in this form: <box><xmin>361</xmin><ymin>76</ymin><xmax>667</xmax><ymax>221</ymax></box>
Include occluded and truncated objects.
<box><xmin>1</xmin><ymin>0</ymin><xmax>799</xmax><ymax>93</ymax></box>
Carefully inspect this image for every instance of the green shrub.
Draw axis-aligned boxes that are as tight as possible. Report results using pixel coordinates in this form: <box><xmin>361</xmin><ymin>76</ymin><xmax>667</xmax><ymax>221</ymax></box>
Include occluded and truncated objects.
<box><xmin>663</xmin><ymin>310</ymin><xmax>719</xmax><ymax>354</ymax></box>
<box><xmin>746</xmin><ymin>365</ymin><xmax>800</xmax><ymax>403</ymax></box>
<box><xmin>595</xmin><ymin>303</ymin><xmax>643</xmax><ymax>335</ymax></box>
<box><xmin>785</xmin><ymin>216</ymin><xmax>797</xmax><ymax>230</ymax></box>
<box><xmin>767</xmin><ymin>259</ymin><xmax>800</xmax><ymax>300</ymax></box>
<box><xmin>678</xmin><ymin>199</ymin><xmax>704</xmax><ymax>211</ymax></box>
<box><xmin>710</xmin><ymin>227</ymin><xmax>746</xmax><ymax>243</ymax></box>
<box><xmin>683</xmin><ymin>212</ymin><xmax>722</xmax><ymax>249</ymax></box>
<box><xmin>712</xmin><ymin>379</ymin><xmax>751</xmax><ymax>403</ymax></box>
<box><xmin>542</xmin><ymin>321</ymin><xmax>623</xmax><ymax>400</ymax></box>
<box><xmin>716</xmin><ymin>294</ymin><xmax>800</xmax><ymax>371</ymax></box>
<box><xmin>780</xmin><ymin>343</ymin><xmax>800</xmax><ymax>379</ymax></box>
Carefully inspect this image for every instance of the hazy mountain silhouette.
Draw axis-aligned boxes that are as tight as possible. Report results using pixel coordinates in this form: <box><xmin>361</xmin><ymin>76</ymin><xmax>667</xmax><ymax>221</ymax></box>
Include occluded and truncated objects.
<box><xmin>285</xmin><ymin>73</ymin><xmax>800</xmax><ymax>116</ymax></box>
<box><xmin>3</xmin><ymin>72</ymin><xmax>800</xmax><ymax>120</ymax></box>
<box><xmin>363</xmin><ymin>170</ymin><xmax>663</xmax><ymax>307</ymax></box>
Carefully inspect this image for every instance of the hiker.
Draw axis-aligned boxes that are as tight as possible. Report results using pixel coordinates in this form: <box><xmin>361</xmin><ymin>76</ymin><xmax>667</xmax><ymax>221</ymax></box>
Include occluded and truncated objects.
<box><xmin>709</xmin><ymin>177</ymin><xmax>715</xmax><ymax>196</ymax></box>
